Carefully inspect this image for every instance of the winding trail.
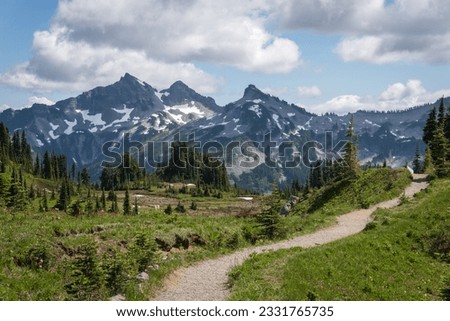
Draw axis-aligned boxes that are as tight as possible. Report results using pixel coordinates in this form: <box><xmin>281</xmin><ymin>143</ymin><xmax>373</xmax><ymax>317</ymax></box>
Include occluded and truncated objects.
<box><xmin>152</xmin><ymin>174</ymin><xmax>428</xmax><ymax>301</ymax></box>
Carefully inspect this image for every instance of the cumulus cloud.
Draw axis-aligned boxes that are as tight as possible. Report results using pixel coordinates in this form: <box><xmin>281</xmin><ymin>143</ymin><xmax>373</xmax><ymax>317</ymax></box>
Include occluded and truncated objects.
<box><xmin>280</xmin><ymin>0</ymin><xmax>450</xmax><ymax>64</ymax></box>
<box><xmin>297</xmin><ymin>85</ymin><xmax>321</xmax><ymax>98</ymax></box>
<box><xmin>307</xmin><ymin>80</ymin><xmax>450</xmax><ymax>115</ymax></box>
<box><xmin>0</xmin><ymin>0</ymin><xmax>300</xmax><ymax>94</ymax></box>
<box><xmin>26</xmin><ymin>96</ymin><xmax>55</xmax><ymax>107</ymax></box>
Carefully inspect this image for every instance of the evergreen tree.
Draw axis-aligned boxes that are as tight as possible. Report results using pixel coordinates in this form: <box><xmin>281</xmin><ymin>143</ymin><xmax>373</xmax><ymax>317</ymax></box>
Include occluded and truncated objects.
<box><xmin>123</xmin><ymin>187</ymin><xmax>131</xmax><ymax>215</ymax></box>
<box><xmin>7</xmin><ymin>167</ymin><xmax>28</xmax><ymax>210</ymax></box>
<box><xmin>255</xmin><ymin>182</ymin><xmax>286</xmax><ymax>240</ymax></box>
<box><xmin>71</xmin><ymin>162</ymin><xmax>76</xmax><ymax>181</ymax></box>
<box><xmin>80</xmin><ymin>168</ymin><xmax>90</xmax><ymax>185</ymax></box>
<box><xmin>101</xmin><ymin>189</ymin><xmax>107</xmax><ymax>210</ymax></box>
<box><xmin>423</xmin><ymin>107</ymin><xmax>437</xmax><ymax>145</ymax></box>
<box><xmin>56</xmin><ymin>177</ymin><xmax>71</xmax><ymax>211</ymax></box>
<box><xmin>164</xmin><ymin>204</ymin><xmax>172</xmax><ymax>215</ymax></box>
<box><xmin>445</xmin><ymin>104</ymin><xmax>450</xmax><ymax>142</ymax></box>
<box><xmin>412</xmin><ymin>145</ymin><xmax>422</xmax><ymax>174</ymax></box>
<box><xmin>341</xmin><ymin>115</ymin><xmax>360</xmax><ymax>179</ymax></box>
<box><xmin>430</xmin><ymin>125</ymin><xmax>449</xmax><ymax>175</ymax></box>
<box><xmin>42</xmin><ymin>190</ymin><xmax>49</xmax><ymax>212</ymax></box>
<box><xmin>11</xmin><ymin>131</ymin><xmax>21</xmax><ymax>162</ymax></box>
<box><xmin>20</xmin><ymin>130</ymin><xmax>33</xmax><ymax>171</ymax></box>
<box><xmin>33</xmin><ymin>154</ymin><xmax>41</xmax><ymax>176</ymax></box>
<box><xmin>133</xmin><ymin>196</ymin><xmax>139</xmax><ymax>215</ymax></box>
<box><xmin>437</xmin><ymin>96</ymin><xmax>446</xmax><ymax>127</ymax></box>
<box><xmin>42</xmin><ymin>151</ymin><xmax>53</xmax><ymax>180</ymax></box>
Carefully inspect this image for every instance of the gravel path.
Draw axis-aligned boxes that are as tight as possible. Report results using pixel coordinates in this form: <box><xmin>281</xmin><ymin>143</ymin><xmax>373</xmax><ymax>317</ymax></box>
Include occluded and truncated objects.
<box><xmin>152</xmin><ymin>174</ymin><xmax>428</xmax><ymax>301</ymax></box>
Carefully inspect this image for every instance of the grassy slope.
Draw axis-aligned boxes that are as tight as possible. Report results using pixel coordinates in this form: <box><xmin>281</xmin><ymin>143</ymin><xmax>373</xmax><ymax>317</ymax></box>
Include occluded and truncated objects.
<box><xmin>282</xmin><ymin>168</ymin><xmax>412</xmax><ymax>236</ymax></box>
<box><xmin>0</xmin><ymin>168</ymin><xmax>413</xmax><ymax>300</ymax></box>
<box><xmin>229</xmin><ymin>178</ymin><xmax>450</xmax><ymax>301</ymax></box>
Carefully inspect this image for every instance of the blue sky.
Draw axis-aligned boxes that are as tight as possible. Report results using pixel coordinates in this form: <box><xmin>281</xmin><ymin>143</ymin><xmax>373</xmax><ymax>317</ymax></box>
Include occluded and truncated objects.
<box><xmin>1</xmin><ymin>0</ymin><xmax>450</xmax><ymax>115</ymax></box>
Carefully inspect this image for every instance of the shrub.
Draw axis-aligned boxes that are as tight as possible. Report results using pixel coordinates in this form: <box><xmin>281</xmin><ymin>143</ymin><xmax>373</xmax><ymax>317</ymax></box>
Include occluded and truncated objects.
<box><xmin>175</xmin><ymin>201</ymin><xmax>186</xmax><ymax>213</ymax></box>
<box><xmin>164</xmin><ymin>204</ymin><xmax>172</xmax><ymax>215</ymax></box>
<box><xmin>16</xmin><ymin>243</ymin><xmax>51</xmax><ymax>270</ymax></box>
<box><xmin>441</xmin><ymin>276</ymin><xmax>450</xmax><ymax>300</ymax></box>
<box><xmin>128</xmin><ymin>233</ymin><xmax>157</xmax><ymax>273</ymax></box>
<box><xmin>64</xmin><ymin>243</ymin><xmax>104</xmax><ymax>300</ymax></box>
<box><xmin>102</xmin><ymin>251</ymin><xmax>129</xmax><ymax>295</ymax></box>
<box><xmin>427</xmin><ymin>228</ymin><xmax>450</xmax><ymax>262</ymax></box>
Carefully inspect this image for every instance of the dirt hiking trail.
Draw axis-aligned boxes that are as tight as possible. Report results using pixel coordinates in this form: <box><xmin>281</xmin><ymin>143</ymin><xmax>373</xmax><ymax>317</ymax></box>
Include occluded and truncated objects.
<box><xmin>152</xmin><ymin>174</ymin><xmax>428</xmax><ymax>301</ymax></box>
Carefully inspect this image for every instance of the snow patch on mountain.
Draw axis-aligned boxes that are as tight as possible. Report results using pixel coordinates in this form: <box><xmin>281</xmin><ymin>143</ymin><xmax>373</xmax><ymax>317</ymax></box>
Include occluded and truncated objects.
<box><xmin>76</xmin><ymin>109</ymin><xmax>106</xmax><ymax>126</ymax></box>
<box><xmin>272</xmin><ymin>114</ymin><xmax>282</xmax><ymax>129</ymax></box>
<box><xmin>49</xmin><ymin>122</ymin><xmax>59</xmax><ymax>131</ymax></box>
<box><xmin>35</xmin><ymin>138</ymin><xmax>44</xmax><ymax>147</ymax></box>
<box><xmin>364</xmin><ymin>119</ymin><xmax>381</xmax><ymax>127</ymax></box>
<box><xmin>249</xmin><ymin>105</ymin><xmax>262</xmax><ymax>117</ymax></box>
<box><xmin>64</xmin><ymin>119</ymin><xmax>77</xmax><ymax>135</ymax></box>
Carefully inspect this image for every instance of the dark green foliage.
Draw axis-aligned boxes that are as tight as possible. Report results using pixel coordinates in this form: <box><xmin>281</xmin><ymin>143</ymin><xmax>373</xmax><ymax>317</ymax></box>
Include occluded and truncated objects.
<box><xmin>426</xmin><ymin>227</ymin><xmax>450</xmax><ymax>263</ymax></box>
<box><xmin>423</xmin><ymin>107</ymin><xmax>437</xmax><ymax>145</ymax></box>
<box><xmin>56</xmin><ymin>177</ymin><xmax>71</xmax><ymax>211</ymax></box>
<box><xmin>441</xmin><ymin>277</ymin><xmax>450</xmax><ymax>300</ymax></box>
<box><xmin>16</xmin><ymin>243</ymin><xmax>51</xmax><ymax>271</ymax></box>
<box><xmin>190</xmin><ymin>201</ymin><xmax>197</xmax><ymax>210</ymax></box>
<box><xmin>64</xmin><ymin>243</ymin><xmax>104</xmax><ymax>300</ymax></box>
<box><xmin>341</xmin><ymin>115</ymin><xmax>361</xmax><ymax>179</ymax></box>
<box><xmin>123</xmin><ymin>187</ymin><xmax>131</xmax><ymax>215</ymax></box>
<box><xmin>156</xmin><ymin>141</ymin><xmax>229</xmax><ymax>191</ymax></box>
<box><xmin>102</xmin><ymin>251</ymin><xmax>129</xmax><ymax>296</ymax></box>
<box><xmin>175</xmin><ymin>201</ymin><xmax>186</xmax><ymax>213</ymax></box>
<box><xmin>100</xmin><ymin>153</ymin><xmax>143</xmax><ymax>190</ymax></box>
<box><xmin>255</xmin><ymin>183</ymin><xmax>286</xmax><ymax>240</ymax></box>
<box><xmin>80</xmin><ymin>167</ymin><xmax>90</xmax><ymax>185</ymax></box>
<box><xmin>412</xmin><ymin>145</ymin><xmax>422</xmax><ymax>174</ymax></box>
<box><xmin>7</xmin><ymin>167</ymin><xmax>28</xmax><ymax>210</ymax></box>
<box><xmin>437</xmin><ymin>96</ymin><xmax>447</xmax><ymax>127</ymax></box>
<box><xmin>101</xmin><ymin>189</ymin><xmax>107</xmax><ymax>210</ymax></box>
<box><xmin>128</xmin><ymin>233</ymin><xmax>157</xmax><ymax>272</ymax></box>
<box><xmin>164</xmin><ymin>204</ymin><xmax>173</xmax><ymax>215</ymax></box>
<box><xmin>423</xmin><ymin>100</ymin><xmax>450</xmax><ymax>177</ymax></box>
<box><xmin>69</xmin><ymin>199</ymin><xmax>82</xmax><ymax>216</ymax></box>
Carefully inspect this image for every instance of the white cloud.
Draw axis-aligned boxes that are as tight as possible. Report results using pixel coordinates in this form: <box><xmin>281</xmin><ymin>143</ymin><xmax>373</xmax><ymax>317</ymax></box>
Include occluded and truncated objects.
<box><xmin>0</xmin><ymin>104</ymin><xmax>11</xmax><ymax>112</ymax></box>
<box><xmin>261</xmin><ymin>86</ymin><xmax>289</xmax><ymax>97</ymax></box>
<box><xmin>280</xmin><ymin>0</ymin><xmax>450</xmax><ymax>64</ymax></box>
<box><xmin>306</xmin><ymin>80</ymin><xmax>450</xmax><ymax>115</ymax></box>
<box><xmin>297</xmin><ymin>85</ymin><xmax>321</xmax><ymax>98</ymax></box>
<box><xmin>26</xmin><ymin>96</ymin><xmax>55</xmax><ymax>107</ymax></box>
<box><xmin>0</xmin><ymin>0</ymin><xmax>300</xmax><ymax>94</ymax></box>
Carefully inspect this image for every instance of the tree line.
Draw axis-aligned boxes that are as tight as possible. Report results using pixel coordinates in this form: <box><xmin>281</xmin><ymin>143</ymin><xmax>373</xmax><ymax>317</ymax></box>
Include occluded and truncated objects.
<box><xmin>421</xmin><ymin>97</ymin><xmax>450</xmax><ymax>177</ymax></box>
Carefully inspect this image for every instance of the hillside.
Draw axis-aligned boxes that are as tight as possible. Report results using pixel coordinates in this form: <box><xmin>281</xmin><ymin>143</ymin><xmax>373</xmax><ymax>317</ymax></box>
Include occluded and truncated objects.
<box><xmin>228</xmin><ymin>178</ymin><xmax>449</xmax><ymax>301</ymax></box>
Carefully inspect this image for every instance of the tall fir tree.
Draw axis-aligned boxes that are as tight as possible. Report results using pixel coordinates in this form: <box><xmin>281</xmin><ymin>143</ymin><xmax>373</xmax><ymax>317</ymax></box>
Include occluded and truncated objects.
<box><xmin>342</xmin><ymin>115</ymin><xmax>360</xmax><ymax>179</ymax></box>
<box><xmin>423</xmin><ymin>107</ymin><xmax>437</xmax><ymax>145</ymax></box>
<box><xmin>255</xmin><ymin>181</ymin><xmax>286</xmax><ymax>240</ymax></box>
<box><xmin>412</xmin><ymin>145</ymin><xmax>422</xmax><ymax>174</ymax></box>
<box><xmin>56</xmin><ymin>177</ymin><xmax>71</xmax><ymax>211</ymax></box>
<box><xmin>430</xmin><ymin>125</ymin><xmax>449</xmax><ymax>175</ymax></box>
<box><xmin>123</xmin><ymin>187</ymin><xmax>131</xmax><ymax>215</ymax></box>
<box><xmin>437</xmin><ymin>96</ymin><xmax>446</xmax><ymax>128</ymax></box>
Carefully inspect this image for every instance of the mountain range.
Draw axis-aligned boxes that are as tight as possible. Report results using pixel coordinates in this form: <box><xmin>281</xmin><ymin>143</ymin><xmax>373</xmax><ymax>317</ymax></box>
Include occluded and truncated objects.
<box><xmin>1</xmin><ymin>73</ymin><xmax>444</xmax><ymax>192</ymax></box>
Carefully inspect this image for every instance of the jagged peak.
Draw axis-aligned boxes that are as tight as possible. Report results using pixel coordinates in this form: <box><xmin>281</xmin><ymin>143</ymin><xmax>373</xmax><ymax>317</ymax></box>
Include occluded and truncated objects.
<box><xmin>242</xmin><ymin>84</ymin><xmax>267</xmax><ymax>100</ymax></box>
<box><xmin>119</xmin><ymin>73</ymin><xmax>149</xmax><ymax>88</ymax></box>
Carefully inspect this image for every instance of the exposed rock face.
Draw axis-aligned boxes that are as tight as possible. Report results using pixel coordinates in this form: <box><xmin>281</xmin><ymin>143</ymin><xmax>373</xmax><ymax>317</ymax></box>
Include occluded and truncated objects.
<box><xmin>1</xmin><ymin>72</ymin><xmax>441</xmax><ymax>192</ymax></box>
